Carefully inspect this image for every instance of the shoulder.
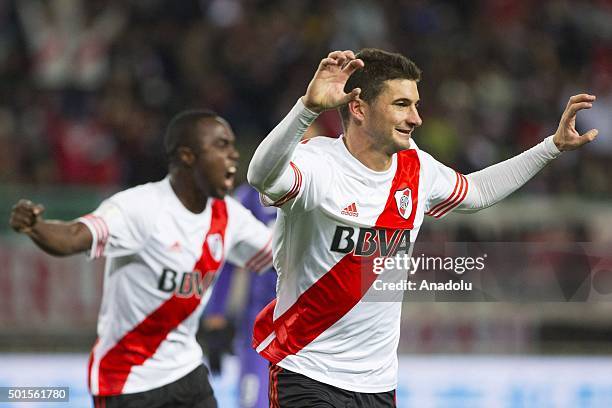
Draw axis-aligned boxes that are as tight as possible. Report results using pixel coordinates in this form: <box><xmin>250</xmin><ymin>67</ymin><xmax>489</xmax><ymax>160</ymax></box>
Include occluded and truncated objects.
<box><xmin>107</xmin><ymin>179</ymin><xmax>167</xmax><ymax>215</ymax></box>
<box><xmin>402</xmin><ymin>141</ymin><xmax>437</xmax><ymax>168</ymax></box>
<box><xmin>293</xmin><ymin>136</ymin><xmax>339</xmax><ymax>173</ymax></box>
<box><xmin>223</xmin><ymin>195</ymin><xmax>264</xmax><ymax>230</ymax></box>
<box><xmin>223</xmin><ymin>195</ymin><xmax>251</xmax><ymax>217</ymax></box>
<box><xmin>295</xmin><ymin>136</ymin><xmax>337</xmax><ymax>155</ymax></box>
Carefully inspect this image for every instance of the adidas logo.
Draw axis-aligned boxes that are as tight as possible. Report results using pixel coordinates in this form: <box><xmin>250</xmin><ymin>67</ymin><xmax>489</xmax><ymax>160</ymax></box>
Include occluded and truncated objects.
<box><xmin>341</xmin><ymin>202</ymin><xmax>359</xmax><ymax>217</ymax></box>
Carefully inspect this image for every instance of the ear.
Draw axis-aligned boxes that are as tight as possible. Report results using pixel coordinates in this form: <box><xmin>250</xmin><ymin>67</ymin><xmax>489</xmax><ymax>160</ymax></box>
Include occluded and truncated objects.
<box><xmin>176</xmin><ymin>146</ymin><xmax>196</xmax><ymax>167</ymax></box>
<box><xmin>348</xmin><ymin>98</ymin><xmax>366</xmax><ymax>125</ymax></box>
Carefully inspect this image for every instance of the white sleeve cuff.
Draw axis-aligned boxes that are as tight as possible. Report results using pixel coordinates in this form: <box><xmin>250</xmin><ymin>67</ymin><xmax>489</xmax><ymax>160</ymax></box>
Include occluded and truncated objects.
<box><xmin>297</xmin><ymin>97</ymin><xmax>321</xmax><ymax>121</ymax></box>
<box><xmin>543</xmin><ymin>135</ymin><xmax>562</xmax><ymax>158</ymax></box>
<box><xmin>77</xmin><ymin>215</ymin><xmax>109</xmax><ymax>260</ymax></box>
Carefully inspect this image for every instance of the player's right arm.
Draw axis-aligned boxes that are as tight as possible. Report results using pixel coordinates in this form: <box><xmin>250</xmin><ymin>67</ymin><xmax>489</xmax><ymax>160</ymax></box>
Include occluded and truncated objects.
<box><xmin>9</xmin><ymin>199</ymin><xmax>92</xmax><ymax>256</ymax></box>
<box><xmin>247</xmin><ymin>50</ymin><xmax>364</xmax><ymax>202</ymax></box>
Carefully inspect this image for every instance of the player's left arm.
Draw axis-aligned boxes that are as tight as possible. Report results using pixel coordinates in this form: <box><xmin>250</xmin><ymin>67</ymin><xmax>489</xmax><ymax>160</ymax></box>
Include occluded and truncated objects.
<box><xmin>458</xmin><ymin>94</ymin><xmax>598</xmax><ymax>212</ymax></box>
<box><xmin>9</xmin><ymin>199</ymin><xmax>93</xmax><ymax>256</ymax></box>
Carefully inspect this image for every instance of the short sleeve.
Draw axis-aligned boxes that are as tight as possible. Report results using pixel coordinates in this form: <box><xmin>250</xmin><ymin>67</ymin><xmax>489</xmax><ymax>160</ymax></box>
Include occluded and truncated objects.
<box><xmin>225</xmin><ymin>198</ymin><xmax>274</xmax><ymax>273</ymax></box>
<box><xmin>77</xmin><ymin>187</ymin><xmax>153</xmax><ymax>259</ymax></box>
<box><xmin>260</xmin><ymin>139</ymin><xmax>333</xmax><ymax>213</ymax></box>
<box><xmin>423</xmin><ymin>153</ymin><xmax>469</xmax><ymax>219</ymax></box>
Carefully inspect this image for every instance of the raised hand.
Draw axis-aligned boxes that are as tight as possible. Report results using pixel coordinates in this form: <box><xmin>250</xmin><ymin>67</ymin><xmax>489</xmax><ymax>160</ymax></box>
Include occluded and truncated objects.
<box><xmin>302</xmin><ymin>50</ymin><xmax>365</xmax><ymax>113</ymax></box>
<box><xmin>9</xmin><ymin>199</ymin><xmax>45</xmax><ymax>234</ymax></box>
<box><xmin>553</xmin><ymin>94</ymin><xmax>599</xmax><ymax>151</ymax></box>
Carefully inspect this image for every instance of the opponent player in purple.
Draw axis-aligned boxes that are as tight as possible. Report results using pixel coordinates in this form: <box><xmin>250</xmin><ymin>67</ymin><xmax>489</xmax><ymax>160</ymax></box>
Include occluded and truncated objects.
<box><xmin>205</xmin><ymin>183</ymin><xmax>277</xmax><ymax>408</ymax></box>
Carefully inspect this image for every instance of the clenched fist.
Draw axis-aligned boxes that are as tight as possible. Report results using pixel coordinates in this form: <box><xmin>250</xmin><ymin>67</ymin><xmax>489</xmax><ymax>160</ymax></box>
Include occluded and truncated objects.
<box><xmin>9</xmin><ymin>199</ymin><xmax>45</xmax><ymax>234</ymax></box>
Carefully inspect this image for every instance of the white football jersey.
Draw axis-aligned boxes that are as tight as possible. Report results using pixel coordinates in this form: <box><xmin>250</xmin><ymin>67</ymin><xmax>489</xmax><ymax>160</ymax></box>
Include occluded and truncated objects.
<box><xmin>78</xmin><ymin>177</ymin><xmax>273</xmax><ymax>396</ymax></box>
<box><xmin>253</xmin><ymin>136</ymin><xmax>467</xmax><ymax>393</ymax></box>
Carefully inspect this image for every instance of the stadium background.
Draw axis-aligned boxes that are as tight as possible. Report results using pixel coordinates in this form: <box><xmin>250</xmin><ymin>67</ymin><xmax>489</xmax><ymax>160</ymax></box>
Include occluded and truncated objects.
<box><xmin>0</xmin><ymin>0</ymin><xmax>611</xmax><ymax>406</ymax></box>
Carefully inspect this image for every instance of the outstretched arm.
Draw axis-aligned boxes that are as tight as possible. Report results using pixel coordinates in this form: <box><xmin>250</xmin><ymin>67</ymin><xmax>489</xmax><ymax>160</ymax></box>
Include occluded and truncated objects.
<box><xmin>247</xmin><ymin>50</ymin><xmax>364</xmax><ymax>200</ymax></box>
<box><xmin>459</xmin><ymin>94</ymin><xmax>599</xmax><ymax>212</ymax></box>
<box><xmin>9</xmin><ymin>199</ymin><xmax>92</xmax><ymax>256</ymax></box>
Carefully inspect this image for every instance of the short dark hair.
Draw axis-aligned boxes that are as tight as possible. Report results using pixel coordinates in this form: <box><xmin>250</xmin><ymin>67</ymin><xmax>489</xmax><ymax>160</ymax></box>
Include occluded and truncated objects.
<box><xmin>164</xmin><ymin>109</ymin><xmax>218</xmax><ymax>165</ymax></box>
<box><xmin>339</xmin><ymin>48</ymin><xmax>422</xmax><ymax>127</ymax></box>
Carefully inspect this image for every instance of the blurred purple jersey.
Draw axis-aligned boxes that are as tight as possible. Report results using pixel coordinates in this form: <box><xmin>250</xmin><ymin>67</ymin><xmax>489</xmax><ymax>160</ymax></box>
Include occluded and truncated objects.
<box><xmin>206</xmin><ymin>183</ymin><xmax>277</xmax><ymax>408</ymax></box>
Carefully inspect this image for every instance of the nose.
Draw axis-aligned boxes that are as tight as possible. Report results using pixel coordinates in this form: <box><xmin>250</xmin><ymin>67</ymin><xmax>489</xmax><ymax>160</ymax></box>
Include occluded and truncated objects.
<box><xmin>230</xmin><ymin>146</ymin><xmax>240</xmax><ymax>161</ymax></box>
<box><xmin>409</xmin><ymin>106</ymin><xmax>422</xmax><ymax>128</ymax></box>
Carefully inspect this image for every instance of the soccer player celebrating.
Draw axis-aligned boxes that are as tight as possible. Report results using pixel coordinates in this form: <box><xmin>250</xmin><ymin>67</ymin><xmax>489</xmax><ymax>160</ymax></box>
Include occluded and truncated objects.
<box><xmin>9</xmin><ymin>110</ymin><xmax>273</xmax><ymax>408</ymax></box>
<box><xmin>247</xmin><ymin>49</ymin><xmax>599</xmax><ymax>406</ymax></box>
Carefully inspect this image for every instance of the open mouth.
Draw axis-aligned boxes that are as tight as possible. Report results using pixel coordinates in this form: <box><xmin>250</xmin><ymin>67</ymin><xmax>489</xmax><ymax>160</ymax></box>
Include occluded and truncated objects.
<box><xmin>225</xmin><ymin>165</ymin><xmax>237</xmax><ymax>181</ymax></box>
<box><xmin>221</xmin><ymin>167</ymin><xmax>237</xmax><ymax>192</ymax></box>
<box><xmin>395</xmin><ymin>128</ymin><xmax>412</xmax><ymax>135</ymax></box>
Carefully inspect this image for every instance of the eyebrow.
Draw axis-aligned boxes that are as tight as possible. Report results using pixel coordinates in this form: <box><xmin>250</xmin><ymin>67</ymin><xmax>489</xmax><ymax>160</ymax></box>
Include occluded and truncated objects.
<box><xmin>393</xmin><ymin>98</ymin><xmax>420</xmax><ymax>105</ymax></box>
<box><xmin>216</xmin><ymin>135</ymin><xmax>235</xmax><ymax>143</ymax></box>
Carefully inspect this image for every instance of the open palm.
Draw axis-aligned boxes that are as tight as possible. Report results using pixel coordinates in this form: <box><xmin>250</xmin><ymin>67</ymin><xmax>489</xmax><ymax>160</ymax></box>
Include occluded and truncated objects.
<box><xmin>302</xmin><ymin>50</ymin><xmax>365</xmax><ymax>113</ymax></box>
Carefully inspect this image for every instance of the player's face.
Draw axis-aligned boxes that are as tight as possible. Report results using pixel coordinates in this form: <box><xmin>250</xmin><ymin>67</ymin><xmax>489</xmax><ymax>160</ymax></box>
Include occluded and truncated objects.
<box><xmin>363</xmin><ymin>79</ymin><xmax>422</xmax><ymax>153</ymax></box>
<box><xmin>192</xmin><ymin>118</ymin><xmax>240</xmax><ymax>198</ymax></box>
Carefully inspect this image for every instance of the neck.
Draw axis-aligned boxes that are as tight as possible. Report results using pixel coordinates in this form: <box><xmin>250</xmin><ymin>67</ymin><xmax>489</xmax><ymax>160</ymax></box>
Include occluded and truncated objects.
<box><xmin>343</xmin><ymin>130</ymin><xmax>393</xmax><ymax>172</ymax></box>
<box><xmin>169</xmin><ymin>170</ymin><xmax>208</xmax><ymax>214</ymax></box>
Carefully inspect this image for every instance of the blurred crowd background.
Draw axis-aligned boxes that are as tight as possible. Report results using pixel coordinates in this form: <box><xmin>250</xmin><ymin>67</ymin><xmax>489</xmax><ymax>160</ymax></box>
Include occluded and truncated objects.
<box><xmin>1</xmin><ymin>0</ymin><xmax>611</xmax><ymax>192</ymax></box>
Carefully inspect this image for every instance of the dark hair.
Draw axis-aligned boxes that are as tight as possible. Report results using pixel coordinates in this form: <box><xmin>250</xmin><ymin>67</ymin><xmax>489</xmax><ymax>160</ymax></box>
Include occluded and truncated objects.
<box><xmin>164</xmin><ymin>109</ymin><xmax>218</xmax><ymax>165</ymax></box>
<box><xmin>338</xmin><ymin>48</ymin><xmax>422</xmax><ymax>127</ymax></box>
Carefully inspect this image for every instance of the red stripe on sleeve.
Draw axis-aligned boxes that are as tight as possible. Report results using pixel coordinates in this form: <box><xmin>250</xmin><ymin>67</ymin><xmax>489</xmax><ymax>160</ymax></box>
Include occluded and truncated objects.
<box><xmin>426</xmin><ymin>172</ymin><xmax>461</xmax><ymax>216</ymax></box>
<box><xmin>428</xmin><ymin>173</ymin><xmax>466</xmax><ymax>218</ymax></box>
<box><xmin>251</xmin><ymin>251</ymin><xmax>273</xmax><ymax>272</ymax></box>
<box><xmin>272</xmin><ymin>162</ymin><xmax>302</xmax><ymax>207</ymax></box>
<box><xmin>83</xmin><ymin>215</ymin><xmax>104</xmax><ymax>258</ymax></box>
<box><xmin>94</xmin><ymin>216</ymin><xmax>109</xmax><ymax>258</ymax></box>
<box><xmin>435</xmin><ymin>173</ymin><xmax>469</xmax><ymax>218</ymax></box>
<box><xmin>245</xmin><ymin>237</ymin><xmax>272</xmax><ymax>270</ymax></box>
